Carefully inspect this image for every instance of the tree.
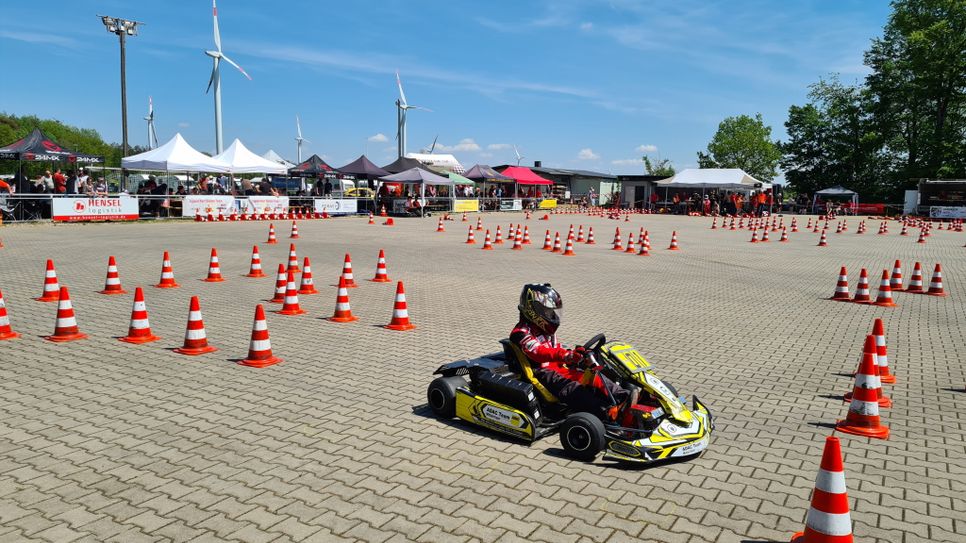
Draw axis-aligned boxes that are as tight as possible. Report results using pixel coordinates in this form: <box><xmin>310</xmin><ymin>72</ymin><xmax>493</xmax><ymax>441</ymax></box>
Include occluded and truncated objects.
<box><xmin>697</xmin><ymin>113</ymin><xmax>782</xmax><ymax>181</ymax></box>
<box><xmin>642</xmin><ymin>155</ymin><xmax>675</xmax><ymax>177</ymax></box>
<box><xmin>0</xmin><ymin>112</ymin><xmax>122</xmax><ymax>169</ymax></box>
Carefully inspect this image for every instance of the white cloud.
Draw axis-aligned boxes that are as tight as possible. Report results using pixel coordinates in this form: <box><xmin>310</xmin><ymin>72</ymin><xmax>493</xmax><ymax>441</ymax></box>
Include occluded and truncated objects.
<box><xmin>636</xmin><ymin>144</ymin><xmax>658</xmax><ymax>153</ymax></box>
<box><xmin>577</xmin><ymin>148</ymin><xmax>600</xmax><ymax>160</ymax></box>
<box><xmin>368</xmin><ymin>133</ymin><xmax>388</xmax><ymax>143</ymax></box>
<box><xmin>487</xmin><ymin>143</ymin><xmax>512</xmax><ymax>150</ymax></box>
<box><xmin>579</xmin><ymin>22</ymin><xmax>594</xmax><ymax>31</ymax></box>
<box><xmin>436</xmin><ymin>138</ymin><xmax>481</xmax><ymax>153</ymax></box>
<box><xmin>611</xmin><ymin>158</ymin><xmax>642</xmax><ymax>166</ymax></box>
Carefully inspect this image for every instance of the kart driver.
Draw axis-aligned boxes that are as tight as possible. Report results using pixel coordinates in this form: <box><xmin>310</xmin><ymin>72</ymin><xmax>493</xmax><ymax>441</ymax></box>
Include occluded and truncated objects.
<box><xmin>510</xmin><ymin>283</ymin><xmax>630</xmax><ymax>419</ymax></box>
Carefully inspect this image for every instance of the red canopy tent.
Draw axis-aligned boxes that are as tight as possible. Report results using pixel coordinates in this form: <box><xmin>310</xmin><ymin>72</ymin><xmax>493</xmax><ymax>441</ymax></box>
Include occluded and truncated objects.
<box><xmin>498</xmin><ymin>166</ymin><xmax>553</xmax><ymax>185</ymax></box>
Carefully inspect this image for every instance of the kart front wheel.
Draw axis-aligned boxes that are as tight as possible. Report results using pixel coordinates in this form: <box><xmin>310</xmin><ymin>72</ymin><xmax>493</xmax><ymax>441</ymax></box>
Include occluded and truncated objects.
<box><xmin>560</xmin><ymin>413</ymin><xmax>605</xmax><ymax>462</ymax></box>
<box><xmin>427</xmin><ymin>376</ymin><xmax>465</xmax><ymax>419</ymax></box>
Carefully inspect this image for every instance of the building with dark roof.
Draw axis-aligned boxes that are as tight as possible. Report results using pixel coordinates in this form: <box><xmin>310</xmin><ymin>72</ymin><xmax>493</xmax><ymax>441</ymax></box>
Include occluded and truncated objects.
<box><xmin>495</xmin><ymin>161</ymin><xmax>618</xmax><ymax>204</ymax></box>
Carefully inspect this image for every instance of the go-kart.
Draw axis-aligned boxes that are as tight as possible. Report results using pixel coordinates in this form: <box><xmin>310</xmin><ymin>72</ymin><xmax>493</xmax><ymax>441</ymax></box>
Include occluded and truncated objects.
<box><xmin>427</xmin><ymin>334</ymin><xmax>713</xmax><ymax>463</ymax></box>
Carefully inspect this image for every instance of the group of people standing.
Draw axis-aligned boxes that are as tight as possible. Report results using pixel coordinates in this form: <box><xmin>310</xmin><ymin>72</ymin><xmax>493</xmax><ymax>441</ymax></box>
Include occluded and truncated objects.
<box><xmin>661</xmin><ymin>188</ymin><xmax>781</xmax><ymax>216</ymax></box>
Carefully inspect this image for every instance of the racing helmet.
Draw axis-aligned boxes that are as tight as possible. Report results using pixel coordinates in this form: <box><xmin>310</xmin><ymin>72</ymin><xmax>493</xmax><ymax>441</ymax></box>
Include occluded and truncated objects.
<box><xmin>518</xmin><ymin>283</ymin><xmax>563</xmax><ymax>335</ymax></box>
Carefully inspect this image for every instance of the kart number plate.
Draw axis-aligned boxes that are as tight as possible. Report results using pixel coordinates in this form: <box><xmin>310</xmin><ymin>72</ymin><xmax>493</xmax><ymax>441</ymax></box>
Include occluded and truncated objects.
<box><xmin>482</xmin><ymin>405</ymin><xmax>525</xmax><ymax>428</ymax></box>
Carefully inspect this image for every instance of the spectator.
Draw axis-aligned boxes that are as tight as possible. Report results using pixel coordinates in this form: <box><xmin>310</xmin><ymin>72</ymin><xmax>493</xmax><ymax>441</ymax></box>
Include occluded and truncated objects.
<box><xmin>0</xmin><ymin>178</ymin><xmax>11</xmax><ymax>194</ymax></box>
<box><xmin>323</xmin><ymin>178</ymin><xmax>332</xmax><ymax>197</ymax></box>
<box><xmin>94</xmin><ymin>178</ymin><xmax>107</xmax><ymax>195</ymax></box>
<box><xmin>66</xmin><ymin>172</ymin><xmax>78</xmax><ymax>195</ymax></box>
<box><xmin>176</xmin><ymin>185</ymin><xmax>187</xmax><ymax>196</ymax></box>
<box><xmin>241</xmin><ymin>177</ymin><xmax>254</xmax><ymax>196</ymax></box>
<box><xmin>40</xmin><ymin>170</ymin><xmax>54</xmax><ymax>192</ymax></box>
<box><xmin>53</xmin><ymin>169</ymin><xmax>66</xmax><ymax>194</ymax></box>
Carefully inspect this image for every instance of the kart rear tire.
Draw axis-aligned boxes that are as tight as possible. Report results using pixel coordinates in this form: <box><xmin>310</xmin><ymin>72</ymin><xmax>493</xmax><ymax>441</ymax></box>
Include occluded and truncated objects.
<box><xmin>427</xmin><ymin>376</ymin><xmax>465</xmax><ymax>419</ymax></box>
<box><xmin>560</xmin><ymin>412</ymin><xmax>605</xmax><ymax>462</ymax></box>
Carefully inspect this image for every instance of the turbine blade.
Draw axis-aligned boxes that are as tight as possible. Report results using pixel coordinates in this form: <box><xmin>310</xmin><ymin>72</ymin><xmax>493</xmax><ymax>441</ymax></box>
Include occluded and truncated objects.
<box><xmin>430</xmin><ymin>135</ymin><xmax>438</xmax><ymax>154</ymax></box>
<box><xmin>296</xmin><ymin>115</ymin><xmax>302</xmax><ymax>138</ymax></box>
<box><xmin>220</xmin><ymin>54</ymin><xmax>252</xmax><ymax>80</ymax></box>
<box><xmin>212</xmin><ymin>0</ymin><xmax>222</xmax><ymax>51</ymax></box>
<box><xmin>409</xmin><ymin>105</ymin><xmax>432</xmax><ymax>112</ymax></box>
<box><xmin>395</xmin><ymin>70</ymin><xmax>408</xmax><ymax>106</ymax></box>
<box><xmin>206</xmin><ymin>63</ymin><xmax>217</xmax><ymax>94</ymax></box>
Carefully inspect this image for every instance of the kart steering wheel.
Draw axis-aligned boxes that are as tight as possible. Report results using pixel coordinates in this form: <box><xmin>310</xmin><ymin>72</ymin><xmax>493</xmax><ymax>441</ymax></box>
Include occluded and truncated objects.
<box><xmin>583</xmin><ymin>334</ymin><xmax>606</xmax><ymax>352</ymax></box>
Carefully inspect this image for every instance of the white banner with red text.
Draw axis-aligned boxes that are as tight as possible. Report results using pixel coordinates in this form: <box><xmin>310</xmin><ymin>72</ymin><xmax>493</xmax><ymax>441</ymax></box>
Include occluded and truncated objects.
<box><xmin>52</xmin><ymin>196</ymin><xmax>139</xmax><ymax>222</ymax></box>
<box><xmin>237</xmin><ymin>196</ymin><xmax>290</xmax><ymax>215</ymax></box>
<box><xmin>182</xmin><ymin>195</ymin><xmax>235</xmax><ymax>217</ymax></box>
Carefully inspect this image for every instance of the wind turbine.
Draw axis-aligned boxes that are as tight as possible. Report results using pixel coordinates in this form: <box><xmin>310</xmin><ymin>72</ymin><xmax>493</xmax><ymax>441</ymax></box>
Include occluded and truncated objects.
<box><xmin>295</xmin><ymin>115</ymin><xmax>310</xmax><ymax>163</ymax></box>
<box><xmin>144</xmin><ymin>97</ymin><xmax>158</xmax><ymax>149</ymax></box>
<box><xmin>421</xmin><ymin>135</ymin><xmax>438</xmax><ymax>154</ymax></box>
<box><xmin>513</xmin><ymin>145</ymin><xmax>525</xmax><ymax>166</ymax></box>
<box><xmin>205</xmin><ymin>0</ymin><xmax>251</xmax><ymax>154</ymax></box>
<box><xmin>395</xmin><ymin>71</ymin><xmax>431</xmax><ymax>159</ymax></box>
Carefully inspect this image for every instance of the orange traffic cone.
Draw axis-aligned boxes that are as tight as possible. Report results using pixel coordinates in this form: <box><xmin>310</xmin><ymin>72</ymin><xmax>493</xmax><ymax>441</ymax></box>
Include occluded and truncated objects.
<box><xmin>817</xmin><ymin>230</ymin><xmax>828</xmax><ymax>247</ymax></box>
<box><xmin>916</xmin><ymin>229</ymin><xmax>926</xmax><ymax>243</ymax></box>
<box><xmin>298</xmin><ymin>257</ymin><xmax>319</xmax><ymax>294</ymax></box>
<box><xmin>0</xmin><ymin>289</ymin><xmax>20</xmax><ymax>340</ymax></box>
<box><xmin>385</xmin><ymin>281</ymin><xmax>415</xmax><ymax>331</ymax></box>
<box><xmin>926</xmin><ymin>263</ymin><xmax>947</xmax><ymax>296</ymax></box>
<box><xmin>237</xmin><ymin>304</ymin><xmax>282</xmax><ymax>367</ymax></box>
<box><xmin>844</xmin><ymin>335</ymin><xmax>891</xmax><ymax>407</ymax></box>
<box><xmin>371</xmin><ymin>249</ymin><xmax>392</xmax><ymax>281</ymax></box>
<box><xmin>276</xmin><ymin>270</ymin><xmax>306</xmax><ymax>315</ymax></box>
<box><xmin>667</xmin><ymin>231</ymin><xmax>679</xmax><ymax>250</ymax></box>
<box><xmin>750</xmin><ymin>229</ymin><xmax>759</xmax><ymax>243</ymax></box>
<box><xmin>522</xmin><ymin>225</ymin><xmax>531</xmax><ymax>244</ymax></box>
<box><xmin>710</xmin><ymin>217</ymin><xmax>717</xmax><ymax>229</ymax></box>
<box><xmin>36</xmin><ymin>259</ymin><xmax>60</xmax><ymax>302</ymax></box>
<box><xmin>99</xmin><ymin>256</ymin><xmax>127</xmax><ymax>295</ymax></box>
<box><xmin>612</xmin><ymin>227</ymin><xmax>622</xmax><ymax>251</ymax></box>
<box><xmin>576</xmin><ymin>225</ymin><xmax>585</xmax><ymax>242</ymax></box>
<box><xmin>119</xmin><ymin>287</ymin><xmax>161</xmax><ymax>344</ymax></box>
<box><xmin>779</xmin><ymin>227</ymin><xmax>789</xmax><ymax>242</ymax></box>
<box><xmin>761</xmin><ymin>229</ymin><xmax>770</xmax><ymax>242</ymax></box>
<box><xmin>266</xmin><ymin>223</ymin><xmax>278</xmax><ymax>244</ymax></box>
<box><xmin>791</xmin><ymin>218</ymin><xmax>798</xmax><ymax>232</ymax></box>
<box><xmin>380</xmin><ymin>205</ymin><xmax>387</xmax><ymax>217</ymax></box>
<box><xmin>368</xmin><ymin>212</ymin><xmax>375</xmax><ymax>225</ymax></box>
<box><xmin>494</xmin><ymin>225</ymin><xmax>504</xmax><ymax>245</ymax></box>
<box><xmin>790</xmin><ymin>436</ymin><xmax>854</xmax><ymax>543</ymax></box>
<box><xmin>586</xmin><ymin>227</ymin><xmax>596</xmax><ymax>244</ymax></box>
<box><xmin>461</xmin><ymin>212</ymin><xmax>467</xmax><ymax>222</ymax></box>
<box><xmin>888</xmin><ymin>260</ymin><xmax>903</xmax><ymax>290</ymax></box>
<box><xmin>328</xmin><ymin>275</ymin><xmax>359</xmax><ymax>322</ymax></box>
<box><xmin>341</xmin><ymin>253</ymin><xmax>357</xmax><ymax>288</ymax></box>
<box><xmin>436</xmin><ymin>217</ymin><xmax>445</xmax><ymax>232</ymax></box>
<box><xmin>287</xmin><ymin>244</ymin><xmax>300</xmax><ymax>273</ymax></box>
<box><xmin>872</xmin><ymin>270</ymin><xmax>896</xmax><ymax>307</ymax></box>
<box><xmin>637</xmin><ymin>237</ymin><xmax>650</xmax><ymax>256</ymax></box>
<box><xmin>624</xmin><ymin>233</ymin><xmax>636</xmax><ymax>253</ymax></box>
<box><xmin>270</xmin><ymin>264</ymin><xmax>287</xmax><ymax>303</ymax></box>
<box><xmin>511</xmin><ymin>228</ymin><xmax>524</xmax><ymax>250</ymax></box>
<box><xmin>551</xmin><ymin>232</ymin><xmax>562</xmax><ymax>253</ymax></box>
<box><xmin>542</xmin><ymin>230</ymin><xmax>552</xmax><ymax>250</ymax></box>
<box><xmin>836</xmin><ymin>335</ymin><xmax>890</xmax><ymax>439</ymax></box>
<box><xmin>872</xmin><ymin>318</ymin><xmax>895</xmax><ymax>384</ymax></box>
<box><xmin>203</xmin><ymin>248</ymin><xmax>225</xmax><ymax>282</ymax></box>
<box><xmin>852</xmin><ymin>268</ymin><xmax>871</xmax><ymax>303</ymax></box>
<box><xmin>45</xmin><ymin>287</ymin><xmax>87</xmax><ymax>342</ymax></box>
<box><xmin>476</xmin><ymin>217</ymin><xmax>483</xmax><ymax>231</ymax></box>
<box><xmin>465</xmin><ymin>226</ymin><xmax>476</xmax><ymax>244</ymax></box>
<box><xmin>290</xmin><ymin>221</ymin><xmax>300</xmax><ymax>239</ymax></box>
<box><xmin>830</xmin><ymin>267</ymin><xmax>850</xmax><ymax>301</ymax></box>
<box><xmin>481</xmin><ymin>230</ymin><xmax>494</xmax><ymax>250</ymax></box>
<box><xmin>899</xmin><ymin>223</ymin><xmax>908</xmax><ymax>236</ymax></box>
<box><xmin>383</xmin><ymin>217</ymin><xmax>395</xmax><ymax>226</ymax></box>
<box><xmin>156</xmin><ymin>251</ymin><xmax>179</xmax><ymax>288</ymax></box>
<box><xmin>905</xmin><ymin>262</ymin><xmax>924</xmax><ymax>292</ymax></box>
<box><xmin>562</xmin><ymin>235</ymin><xmax>576</xmax><ymax>256</ymax></box>
<box><xmin>173</xmin><ymin>296</ymin><xmax>217</xmax><ymax>355</ymax></box>
<box><xmin>246</xmin><ymin>246</ymin><xmax>266</xmax><ymax>278</ymax></box>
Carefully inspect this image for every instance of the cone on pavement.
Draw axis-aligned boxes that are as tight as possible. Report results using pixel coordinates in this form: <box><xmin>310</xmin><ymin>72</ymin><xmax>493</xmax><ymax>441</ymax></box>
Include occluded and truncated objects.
<box><xmin>266</xmin><ymin>223</ymin><xmax>278</xmax><ymax>244</ymax></box>
<box><xmin>289</xmin><ymin>221</ymin><xmax>300</xmax><ymax>239</ymax></box>
<box><xmin>462</xmin><ymin>212</ymin><xmax>467</xmax><ymax>222</ymax></box>
<box><xmin>368</xmin><ymin>212</ymin><xmax>375</xmax><ymax>225</ymax></box>
<box><xmin>889</xmin><ymin>260</ymin><xmax>903</xmax><ymax>290</ymax></box>
<box><xmin>270</xmin><ymin>264</ymin><xmax>287</xmax><ymax>303</ymax></box>
<box><xmin>562</xmin><ymin>235</ymin><xmax>576</xmax><ymax>256</ymax></box>
<box><xmin>576</xmin><ymin>225</ymin><xmax>585</xmax><ymax>242</ymax></box>
<box><xmin>45</xmin><ymin>287</ymin><xmax>87</xmax><ymax>342</ymax></box>
<box><xmin>298</xmin><ymin>257</ymin><xmax>319</xmax><ymax>294</ymax></box>
<box><xmin>173</xmin><ymin>296</ymin><xmax>217</xmax><ymax>355</ymax></box>
<box><xmin>900</xmin><ymin>223</ymin><xmax>908</xmax><ymax>236</ymax></box>
<box><xmin>750</xmin><ymin>229</ymin><xmax>759</xmax><ymax>243</ymax></box>
<box><xmin>905</xmin><ymin>262</ymin><xmax>924</xmax><ymax>292</ymax></box>
<box><xmin>926</xmin><ymin>263</ymin><xmax>947</xmax><ymax>296</ymax></box>
<box><xmin>494</xmin><ymin>225</ymin><xmax>504</xmax><ymax>244</ymax></box>
<box><xmin>624</xmin><ymin>233</ymin><xmax>636</xmax><ymax>253</ymax></box>
<box><xmin>542</xmin><ymin>230</ymin><xmax>552</xmax><ymax>250</ymax></box>
<box><xmin>790</xmin><ymin>436</ymin><xmax>854</xmax><ymax>543</ymax></box>
<box><xmin>836</xmin><ymin>335</ymin><xmax>890</xmax><ymax>439</ymax></box>
<box><xmin>341</xmin><ymin>253</ymin><xmax>357</xmax><ymax>287</ymax></box>
<box><xmin>830</xmin><ymin>267</ymin><xmax>850</xmax><ymax>301</ymax></box>
<box><xmin>380</xmin><ymin>204</ymin><xmax>387</xmax><ymax>217</ymax></box>
<box><xmin>551</xmin><ymin>232</ymin><xmax>562</xmax><ymax>253</ymax></box>
<box><xmin>637</xmin><ymin>236</ymin><xmax>650</xmax><ymax>256</ymax></box>
<box><xmin>36</xmin><ymin>259</ymin><xmax>60</xmax><ymax>302</ymax></box>
<box><xmin>0</xmin><ymin>289</ymin><xmax>20</xmax><ymax>340</ymax></box>
<box><xmin>97</xmin><ymin>256</ymin><xmax>128</xmax><ymax>295</ymax></box>
<box><xmin>791</xmin><ymin>218</ymin><xmax>798</xmax><ymax>232</ymax></box>
<box><xmin>476</xmin><ymin>217</ymin><xmax>483</xmax><ymax>231</ymax></box>
<box><xmin>119</xmin><ymin>287</ymin><xmax>160</xmax><ymax>344</ymax></box>
<box><xmin>852</xmin><ymin>269</ymin><xmax>871</xmax><ymax>303</ymax></box>
<box><xmin>522</xmin><ymin>225</ymin><xmax>532</xmax><ymax>244</ymax></box>
<box><xmin>465</xmin><ymin>225</ymin><xmax>476</xmax><ymax>244</ymax></box>
<box><xmin>383</xmin><ymin>217</ymin><xmax>395</xmax><ymax>226</ymax></box>
<box><xmin>711</xmin><ymin>217</ymin><xmax>717</xmax><ymax>229</ymax></box>
<box><xmin>481</xmin><ymin>230</ymin><xmax>494</xmax><ymax>250</ymax></box>
<box><xmin>327</xmin><ymin>275</ymin><xmax>359</xmax><ymax>322</ymax></box>
<box><xmin>916</xmin><ymin>229</ymin><xmax>926</xmax><ymax>243</ymax></box>
<box><xmin>586</xmin><ymin>226</ymin><xmax>596</xmax><ymax>244</ymax></box>
<box><xmin>371</xmin><ymin>249</ymin><xmax>392</xmax><ymax>281</ymax></box>
<box><xmin>246</xmin><ymin>246</ymin><xmax>267</xmax><ymax>278</ymax></box>
<box><xmin>287</xmin><ymin>244</ymin><xmax>300</xmax><ymax>273</ymax></box>
<box><xmin>276</xmin><ymin>270</ymin><xmax>306</xmax><ymax>315</ymax></box>
<box><xmin>612</xmin><ymin>227</ymin><xmax>622</xmax><ymax>250</ymax></box>
<box><xmin>761</xmin><ymin>229</ymin><xmax>770</xmax><ymax>242</ymax></box>
<box><xmin>385</xmin><ymin>281</ymin><xmax>415</xmax><ymax>331</ymax></box>
<box><xmin>511</xmin><ymin>228</ymin><xmax>524</xmax><ymax>250</ymax></box>
<box><xmin>817</xmin><ymin>230</ymin><xmax>828</xmax><ymax>247</ymax></box>
<box><xmin>156</xmin><ymin>251</ymin><xmax>179</xmax><ymax>288</ymax></box>
<box><xmin>436</xmin><ymin>217</ymin><xmax>445</xmax><ymax>232</ymax></box>
<box><xmin>668</xmin><ymin>231</ymin><xmax>679</xmax><ymax>250</ymax></box>
<box><xmin>872</xmin><ymin>270</ymin><xmax>896</xmax><ymax>307</ymax></box>
<box><xmin>203</xmin><ymin>248</ymin><xmax>225</xmax><ymax>282</ymax></box>
<box><xmin>237</xmin><ymin>304</ymin><xmax>282</xmax><ymax>367</ymax></box>
<box><xmin>780</xmin><ymin>227</ymin><xmax>789</xmax><ymax>242</ymax></box>
<box><xmin>843</xmin><ymin>335</ymin><xmax>891</xmax><ymax>408</ymax></box>
<box><xmin>872</xmin><ymin>318</ymin><xmax>895</xmax><ymax>384</ymax></box>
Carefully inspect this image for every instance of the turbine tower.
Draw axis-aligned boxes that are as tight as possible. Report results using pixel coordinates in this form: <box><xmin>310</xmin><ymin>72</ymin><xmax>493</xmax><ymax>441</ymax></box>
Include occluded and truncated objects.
<box><xmin>395</xmin><ymin>71</ymin><xmax>431</xmax><ymax>159</ymax></box>
<box><xmin>144</xmin><ymin>97</ymin><xmax>158</xmax><ymax>149</ymax></box>
<box><xmin>205</xmin><ymin>0</ymin><xmax>251</xmax><ymax>154</ymax></box>
<box><xmin>295</xmin><ymin>115</ymin><xmax>310</xmax><ymax>163</ymax></box>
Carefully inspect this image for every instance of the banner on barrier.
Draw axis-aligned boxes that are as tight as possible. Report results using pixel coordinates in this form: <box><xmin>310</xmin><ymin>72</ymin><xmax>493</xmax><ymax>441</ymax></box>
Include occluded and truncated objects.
<box><xmin>314</xmin><ymin>199</ymin><xmax>357</xmax><ymax>214</ymax></box>
<box><xmin>499</xmin><ymin>199</ymin><xmax>523</xmax><ymax>211</ymax></box>
<box><xmin>538</xmin><ymin>198</ymin><xmax>558</xmax><ymax>209</ymax></box>
<box><xmin>238</xmin><ymin>196</ymin><xmax>290</xmax><ymax>215</ymax></box>
<box><xmin>930</xmin><ymin>206</ymin><xmax>966</xmax><ymax>218</ymax></box>
<box><xmin>183</xmin><ymin>195</ymin><xmax>235</xmax><ymax>217</ymax></box>
<box><xmin>453</xmin><ymin>199</ymin><xmax>479</xmax><ymax>212</ymax></box>
<box><xmin>52</xmin><ymin>197</ymin><xmax>138</xmax><ymax>222</ymax></box>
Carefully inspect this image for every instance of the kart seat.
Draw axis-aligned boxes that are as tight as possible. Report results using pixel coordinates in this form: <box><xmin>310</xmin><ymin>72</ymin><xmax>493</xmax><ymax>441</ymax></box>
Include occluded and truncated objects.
<box><xmin>499</xmin><ymin>339</ymin><xmax>558</xmax><ymax>404</ymax></box>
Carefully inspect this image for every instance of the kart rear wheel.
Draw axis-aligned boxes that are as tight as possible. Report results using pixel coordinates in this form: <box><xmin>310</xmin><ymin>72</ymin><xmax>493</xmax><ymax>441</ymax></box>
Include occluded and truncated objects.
<box><xmin>427</xmin><ymin>376</ymin><xmax>465</xmax><ymax>419</ymax></box>
<box><xmin>560</xmin><ymin>413</ymin><xmax>605</xmax><ymax>462</ymax></box>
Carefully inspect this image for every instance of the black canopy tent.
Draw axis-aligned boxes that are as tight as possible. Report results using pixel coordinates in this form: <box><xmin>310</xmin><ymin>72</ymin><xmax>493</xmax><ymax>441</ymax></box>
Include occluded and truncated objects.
<box><xmin>287</xmin><ymin>154</ymin><xmax>338</xmax><ymax>178</ymax></box>
<box><xmin>0</xmin><ymin>128</ymin><xmax>103</xmax><ymax>193</ymax></box>
<box><xmin>337</xmin><ymin>155</ymin><xmax>389</xmax><ymax>180</ymax></box>
<box><xmin>382</xmin><ymin>156</ymin><xmax>431</xmax><ymax>174</ymax></box>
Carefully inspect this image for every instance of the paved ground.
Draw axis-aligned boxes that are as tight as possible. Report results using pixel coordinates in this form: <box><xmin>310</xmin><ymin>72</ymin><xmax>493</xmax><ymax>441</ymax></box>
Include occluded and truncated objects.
<box><xmin>0</xmin><ymin>213</ymin><xmax>963</xmax><ymax>543</ymax></box>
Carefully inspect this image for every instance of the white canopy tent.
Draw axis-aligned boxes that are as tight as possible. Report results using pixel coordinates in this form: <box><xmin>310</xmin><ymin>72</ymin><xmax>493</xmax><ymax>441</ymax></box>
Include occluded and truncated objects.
<box><xmin>122</xmin><ymin>133</ymin><xmax>230</xmax><ymax>172</ymax></box>
<box><xmin>812</xmin><ymin>185</ymin><xmax>858</xmax><ymax>215</ymax></box>
<box><xmin>262</xmin><ymin>149</ymin><xmax>295</xmax><ymax>169</ymax></box>
<box><xmin>656</xmin><ymin>168</ymin><xmax>770</xmax><ymax>191</ymax></box>
<box><xmin>213</xmin><ymin>139</ymin><xmax>288</xmax><ymax>174</ymax></box>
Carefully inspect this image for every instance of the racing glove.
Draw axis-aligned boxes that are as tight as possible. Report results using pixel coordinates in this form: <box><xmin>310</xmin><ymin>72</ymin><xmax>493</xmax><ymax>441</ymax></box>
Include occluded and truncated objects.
<box><xmin>568</xmin><ymin>346</ymin><xmax>587</xmax><ymax>365</ymax></box>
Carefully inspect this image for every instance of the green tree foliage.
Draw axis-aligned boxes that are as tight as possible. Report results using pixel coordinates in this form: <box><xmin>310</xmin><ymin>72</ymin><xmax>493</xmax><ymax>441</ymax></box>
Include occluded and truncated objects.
<box><xmin>697</xmin><ymin>113</ymin><xmax>782</xmax><ymax>181</ymax></box>
<box><xmin>0</xmin><ymin>112</ymin><xmax>130</xmax><ymax>170</ymax></box>
<box><xmin>642</xmin><ymin>155</ymin><xmax>676</xmax><ymax>177</ymax></box>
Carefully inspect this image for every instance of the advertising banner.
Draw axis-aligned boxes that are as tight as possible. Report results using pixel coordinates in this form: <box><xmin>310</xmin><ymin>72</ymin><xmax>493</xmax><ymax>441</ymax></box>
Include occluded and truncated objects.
<box><xmin>499</xmin><ymin>199</ymin><xmax>523</xmax><ymax>211</ymax></box>
<box><xmin>183</xmin><ymin>195</ymin><xmax>235</xmax><ymax>217</ymax></box>
<box><xmin>538</xmin><ymin>199</ymin><xmax>558</xmax><ymax>209</ymax></box>
<box><xmin>313</xmin><ymin>199</ymin><xmax>358</xmax><ymax>214</ymax></box>
<box><xmin>238</xmin><ymin>196</ymin><xmax>290</xmax><ymax>215</ymax></box>
<box><xmin>453</xmin><ymin>199</ymin><xmax>479</xmax><ymax>213</ymax></box>
<box><xmin>52</xmin><ymin>196</ymin><xmax>138</xmax><ymax>222</ymax></box>
<box><xmin>930</xmin><ymin>206</ymin><xmax>966</xmax><ymax>218</ymax></box>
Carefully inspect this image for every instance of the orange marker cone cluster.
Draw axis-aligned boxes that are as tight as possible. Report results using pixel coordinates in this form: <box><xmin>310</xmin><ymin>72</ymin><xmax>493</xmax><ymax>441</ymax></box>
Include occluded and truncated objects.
<box><xmin>276</xmin><ymin>271</ymin><xmax>306</xmax><ymax>315</ymax></box>
<box><xmin>246</xmin><ymin>246</ymin><xmax>266</xmax><ymax>278</ymax></box>
<box><xmin>203</xmin><ymin>248</ymin><xmax>225</xmax><ymax>282</ymax></box>
<box><xmin>119</xmin><ymin>287</ymin><xmax>160</xmax><ymax>344</ymax></box>
<box><xmin>341</xmin><ymin>254</ymin><xmax>357</xmax><ymax>287</ymax></box>
<box><xmin>0</xmin><ymin>289</ymin><xmax>20</xmax><ymax>340</ymax></box>
<box><xmin>174</xmin><ymin>296</ymin><xmax>217</xmax><ymax>355</ymax></box>
<box><xmin>790</xmin><ymin>436</ymin><xmax>853</xmax><ymax>543</ymax></box>
<box><xmin>36</xmin><ymin>259</ymin><xmax>60</xmax><ymax>302</ymax></box>
<box><xmin>266</xmin><ymin>223</ymin><xmax>278</xmax><ymax>244</ymax></box>
<box><xmin>45</xmin><ymin>287</ymin><xmax>87</xmax><ymax>342</ymax></box>
<box><xmin>238</xmin><ymin>304</ymin><xmax>282</xmax><ymax>367</ymax></box>
<box><xmin>385</xmin><ymin>281</ymin><xmax>415</xmax><ymax>331</ymax></box>
<box><xmin>99</xmin><ymin>256</ymin><xmax>127</xmax><ymax>295</ymax></box>
<box><xmin>836</xmin><ymin>335</ymin><xmax>889</xmax><ymax>439</ymax></box>
<box><xmin>612</xmin><ymin>227</ymin><xmax>622</xmax><ymax>251</ymax></box>
<box><xmin>830</xmin><ymin>267</ymin><xmax>850</xmax><ymax>301</ymax></box>
<box><xmin>843</xmin><ymin>335</ymin><xmax>891</xmax><ymax>408</ymax></box>
<box><xmin>371</xmin><ymin>250</ymin><xmax>392</xmax><ymax>281</ymax></box>
<box><xmin>328</xmin><ymin>276</ymin><xmax>359</xmax><ymax>322</ymax></box>
<box><xmin>872</xmin><ymin>318</ymin><xmax>895</xmax><ymax>384</ymax></box>
<box><xmin>298</xmin><ymin>257</ymin><xmax>319</xmax><ymax>294</ymax></box>
<box><xmin>157</xmin><ymin>251</ymin><xmax>179</xmax><ymax>288</ymax></box>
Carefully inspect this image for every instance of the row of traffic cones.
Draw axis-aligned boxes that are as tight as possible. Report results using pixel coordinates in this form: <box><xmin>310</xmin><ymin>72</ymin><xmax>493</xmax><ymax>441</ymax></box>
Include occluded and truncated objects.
<box><xmin>830</xmin><ymin>262</ymin><xmax>947</xmax><ymax>304</ymax></box>
<box><xmin>195</xmin><ymin>209</ymin><xmax>326</xmax><ymax>222</ymax></box>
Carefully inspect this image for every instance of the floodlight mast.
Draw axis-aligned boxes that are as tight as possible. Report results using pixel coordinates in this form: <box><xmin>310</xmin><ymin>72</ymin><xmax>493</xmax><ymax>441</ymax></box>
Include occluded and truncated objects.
<box><xmin>99</xmin><ymin>15</ymin><xmax>142</xmax><ymax>163</ymax></box>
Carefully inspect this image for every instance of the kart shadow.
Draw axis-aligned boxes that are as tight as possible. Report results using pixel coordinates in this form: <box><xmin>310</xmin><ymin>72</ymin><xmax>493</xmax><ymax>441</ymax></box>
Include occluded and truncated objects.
<box><xmin>942</xmin><ymin>388</ymin><xmax>965</xmax><ymax>393</ymax></box>
<box><xmin>832</xmin><ymin>371</ymin><xmax>855</xmax><ymax>378</ymax></box>
<box><xmin>807</xmin><ymin>421</ymin><xmax>838</xmax><ymax>430</ymax></box>
<box><xmin>411</xmin><ymin>404</ymin><xmax>533</xmax><ymax>446</ymax></box>
<box><xmin>818</xmin><ymin>394</ymin><xmax>845</xmax><ymax>401</ymax></box>
<box><xmin>740</xmin><ymin>540</ymin><xmax>783</xmax><ymax>543</ymax></box>
<box><xmin>542</xmin><ymin>447</ymin><xmax>703</xmax><ymax>471</ymax></box>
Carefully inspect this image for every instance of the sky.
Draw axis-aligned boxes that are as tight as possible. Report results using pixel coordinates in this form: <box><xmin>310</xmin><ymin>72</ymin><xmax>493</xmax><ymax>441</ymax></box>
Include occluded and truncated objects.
<box><xmin>0</xmin><ymin>0</ymin><xmax>892</xmax><ymax>176</ymax></box>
